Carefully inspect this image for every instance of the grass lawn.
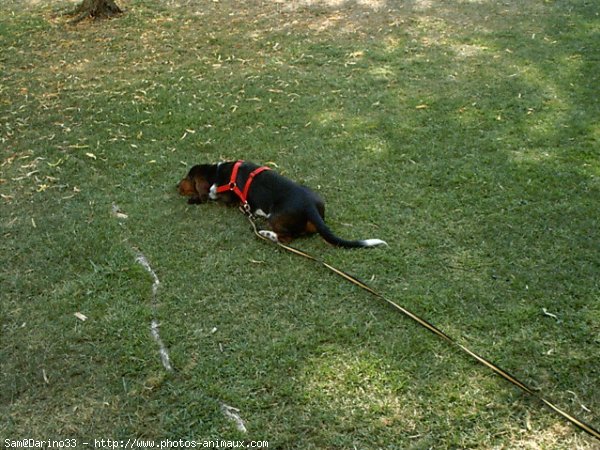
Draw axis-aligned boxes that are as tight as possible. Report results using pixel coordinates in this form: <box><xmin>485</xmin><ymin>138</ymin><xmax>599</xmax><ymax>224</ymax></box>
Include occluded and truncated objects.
<box><xmin>1</xmin><ymin>0</ymin><xmax>599</xmax><ymax>448</ymax></box>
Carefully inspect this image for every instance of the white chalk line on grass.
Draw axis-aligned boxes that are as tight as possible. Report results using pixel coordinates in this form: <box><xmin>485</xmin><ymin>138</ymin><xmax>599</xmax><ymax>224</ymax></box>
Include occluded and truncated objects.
<box><xmin>113</xmin><ymin>204</ymin><xmax>246</xmax><ymax>431</ymax></box>
<box><xmin>135</xmin><ymin>251</ymin><xmax>173</xmax><ymax>372</ymax></box>
<box><xmin>149</xmin><ymin>319</ymin><xmax>173</xmax><ymax>372</ymax></box>
<box><xmin>136</xmin><ymin>251</ymin><xmax>247</xmax><ymax>431</ymax></box>
<box><xmin>135</xmin><ymin>252</ymin><xmax>160</xmax><ymax>299</ymax></box>
<box><xmin>221</xmin><ymin>403</ymin><xmax>248</xmax><ymax>433</ymax></box>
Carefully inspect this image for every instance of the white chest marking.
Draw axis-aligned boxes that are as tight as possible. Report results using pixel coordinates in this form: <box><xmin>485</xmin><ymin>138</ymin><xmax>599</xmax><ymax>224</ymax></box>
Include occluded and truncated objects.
<box><xmin>209</xmin><ymin>183</ymin><xmax>218</xmax><ymax>200</ymax></box>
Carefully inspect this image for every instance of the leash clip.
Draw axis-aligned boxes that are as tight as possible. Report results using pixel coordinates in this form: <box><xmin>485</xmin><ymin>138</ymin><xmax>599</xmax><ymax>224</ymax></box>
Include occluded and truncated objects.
<box><xmin>240</xmin><ymin>201</ymin><xmax>253</xmax><ymax>218</ymax></box>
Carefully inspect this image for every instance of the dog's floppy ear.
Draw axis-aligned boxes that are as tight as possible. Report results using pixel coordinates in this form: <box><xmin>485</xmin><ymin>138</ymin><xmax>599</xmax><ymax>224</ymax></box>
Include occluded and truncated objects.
<box><xmin>178</xmin><ymin>164</ymin><xmax>216</xmax><ymax>204</ymax></box>
<box><xmin>193</xmin><ymin>178</ymin><xmax>210</xmax><ymax>203</ymax></box>
<box><xmin>178</xmin><ymin>178</ymin><xmax>196</xmax><ymax>196</ymax></box>
<box><xmin>177</xmin><ymin>176</ymin><xmax>210</xmax><ymax>204</ymax></box>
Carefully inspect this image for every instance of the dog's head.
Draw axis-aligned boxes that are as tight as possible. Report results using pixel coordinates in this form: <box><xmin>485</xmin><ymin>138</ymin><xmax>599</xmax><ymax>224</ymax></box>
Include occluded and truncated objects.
<box><xmin>178</xmin><ymin>164</ymin><xmax>217</xmax><ymax>204</ymax></box>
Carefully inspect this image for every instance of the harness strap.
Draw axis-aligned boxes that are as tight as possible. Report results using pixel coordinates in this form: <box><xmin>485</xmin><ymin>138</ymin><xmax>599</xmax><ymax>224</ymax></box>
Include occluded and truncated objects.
<box><xmin>216</xmin><ymin>160</ymin><xmax>243</xmax><ymax>198</ymax></box>
<box><xmin>215</xmin><ymin>160</ymin><xmax>271</xmax><ymax>207</ymax></box>
<box><xmin>242</xmin><ymin>166</ymin><xmax>270</xmax><ymax>202</ymax></box>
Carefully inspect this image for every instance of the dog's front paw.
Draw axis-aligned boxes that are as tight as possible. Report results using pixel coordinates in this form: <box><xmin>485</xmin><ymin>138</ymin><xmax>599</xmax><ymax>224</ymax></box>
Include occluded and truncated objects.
<box><xmin>258</xmin><ymin>230</ymin><xmax>279</xmax><ymax>243</ymax></box>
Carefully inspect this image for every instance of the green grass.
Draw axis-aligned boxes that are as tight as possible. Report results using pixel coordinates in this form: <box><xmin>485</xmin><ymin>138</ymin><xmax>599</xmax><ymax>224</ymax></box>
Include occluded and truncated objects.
<box><xmin>1</xmin><ymin>0</ymin><xmax>599</xmax><ymax>447</ymax></box>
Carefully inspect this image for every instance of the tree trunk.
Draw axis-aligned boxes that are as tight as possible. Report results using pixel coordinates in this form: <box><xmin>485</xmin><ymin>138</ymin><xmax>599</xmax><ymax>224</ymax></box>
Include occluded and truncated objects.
<box><xmin>70</xmin><ymin>0</ymin><xmax>123</xmax><ymax>23</ymax></box>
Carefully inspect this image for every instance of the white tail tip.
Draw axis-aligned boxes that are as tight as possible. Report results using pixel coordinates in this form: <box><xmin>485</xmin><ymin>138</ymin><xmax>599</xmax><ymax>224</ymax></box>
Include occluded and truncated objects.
<box><xmin>361</xmin><ymin>239</ymin><xmax>388</xmax><ymax>247</ymax></box>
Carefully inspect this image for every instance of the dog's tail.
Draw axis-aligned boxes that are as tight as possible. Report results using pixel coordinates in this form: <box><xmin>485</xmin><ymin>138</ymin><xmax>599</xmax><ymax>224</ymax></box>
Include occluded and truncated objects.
<box><xmin>307</xmin><ymin>204</ymin><xmax>387</xmax><ymax>248</ymax></box>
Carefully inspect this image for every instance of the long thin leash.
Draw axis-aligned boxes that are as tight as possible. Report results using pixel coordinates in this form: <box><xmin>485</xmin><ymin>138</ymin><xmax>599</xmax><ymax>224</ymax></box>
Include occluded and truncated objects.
<box><xmin>244</xmin><ymin>212</ymin><xmax>600</xmax><ymax>441</ymax></box>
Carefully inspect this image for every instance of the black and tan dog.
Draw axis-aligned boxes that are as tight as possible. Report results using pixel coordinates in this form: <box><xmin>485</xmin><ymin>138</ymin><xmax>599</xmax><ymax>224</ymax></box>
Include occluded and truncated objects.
<box><xmin>178</xmin><ymin>160</ymin><xmax>387</xmax><ymax>248</ymax></box>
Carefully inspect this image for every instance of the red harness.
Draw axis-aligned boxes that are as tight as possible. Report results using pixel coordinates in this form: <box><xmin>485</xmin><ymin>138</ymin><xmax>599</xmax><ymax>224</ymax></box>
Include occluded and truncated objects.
<box><xmin>215</xmin><ymin>160</ymin><xmax>271</xmax><ymax>208</ymax></box>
